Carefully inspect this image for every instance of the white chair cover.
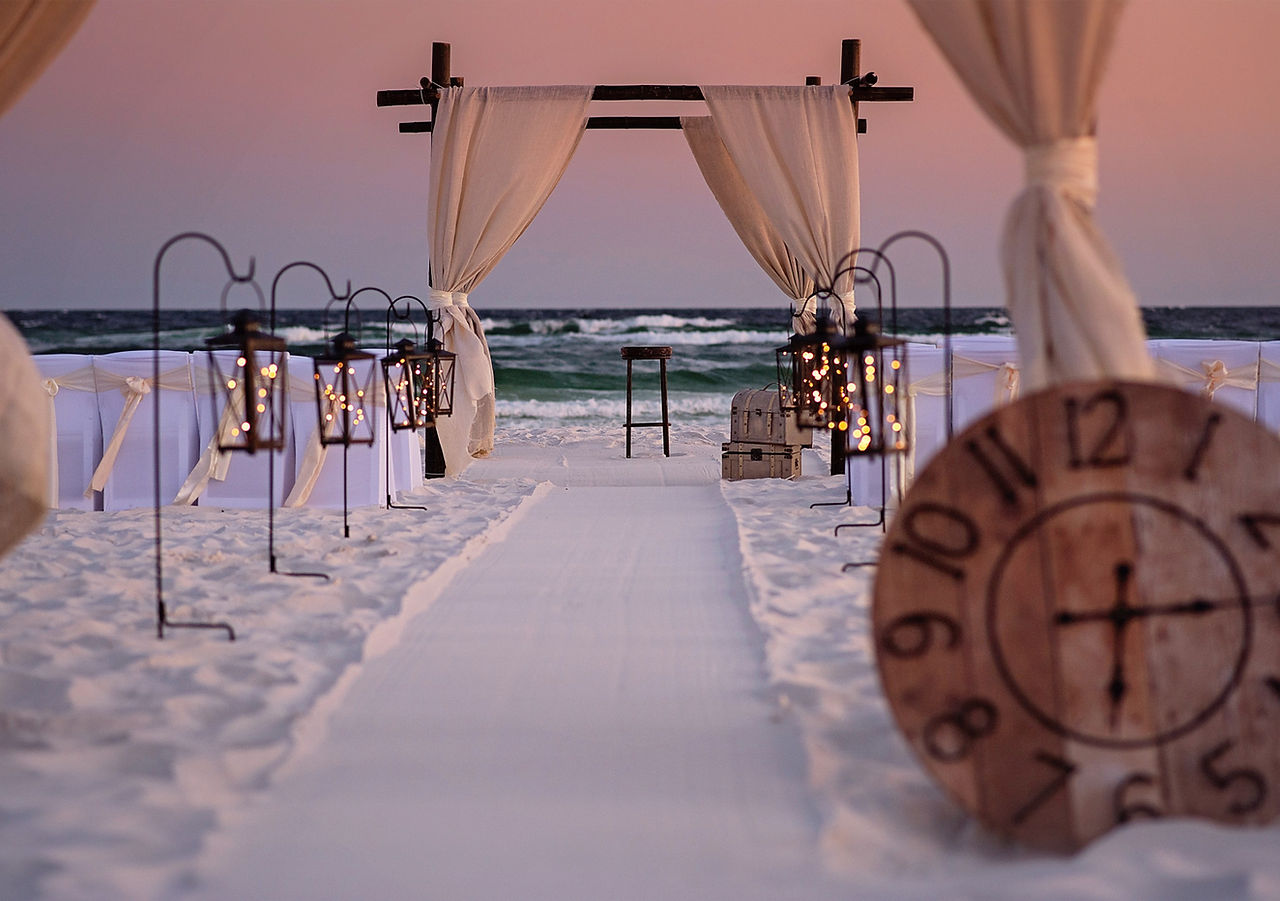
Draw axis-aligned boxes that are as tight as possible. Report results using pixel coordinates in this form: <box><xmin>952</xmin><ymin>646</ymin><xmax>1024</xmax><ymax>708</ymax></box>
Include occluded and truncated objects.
<box><xmin>948</xmin><ymin>336</ymin><xmax>1022</xmax><ymax>433</ymax></box>
<box><xmin>1151</xmin><ymin>339</ymin><xmax>1260</xmax><ymax>421</ymax></box>
<box><xmin>899</xmin><ymin>343</ymin><xmax>950</xmax><ymax>487</ymax></box>
<box><xmin>179</xmin><ymin>350</ymin><xmax>293</xmax><ymax>508</ymax></box>
<box><xmin>285</xmin><ymin>356</ymin><xmax>387</xmax><ymax>510</ymax></box>
<box><xmin>89</xmin><ymin>351</ymin><xmax>199</xmax><ymax>511</ymax></box>
<box><xmin>1255</xmin><ymin>342</ymin><xmax>1280</xmax><ymax>433</ymax></box>
<box><xmin>387</xmin><ymin>423</ymin><xmax>423</xmax><ymax>501</ymax></box>
<box><xmin>34</xmin><ymin>353</ymin><xmax>100</xmax><ymax>510</ymax></box>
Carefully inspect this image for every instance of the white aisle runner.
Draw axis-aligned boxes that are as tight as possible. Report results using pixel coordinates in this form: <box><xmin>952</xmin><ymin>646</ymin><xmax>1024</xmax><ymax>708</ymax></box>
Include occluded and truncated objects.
<box><xmin>186</xmin><ymin>485</ymin><xmax>840</xmax><ymax>901</ymax></box>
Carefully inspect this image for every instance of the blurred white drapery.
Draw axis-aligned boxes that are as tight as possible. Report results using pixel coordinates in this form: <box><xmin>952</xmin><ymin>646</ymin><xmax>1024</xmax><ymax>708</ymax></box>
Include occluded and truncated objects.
<box><xmin>428</xmin><ymin>85</ymin><xmax>592</xmax><ymax>475</ymax></box>
<box><xmin>908</xmin><ymin>0</ymin><xmax>1154</xmax><ymax>390</ymax></box>
<box><xmin>698</xmin><ymin>85</ymin><xmax>861</xmax><ymax>332</ymax></box>
<box><xmin>0</xmin><ymin>0</ymin><xmax>94</xmax><ymax>118</ymax></box>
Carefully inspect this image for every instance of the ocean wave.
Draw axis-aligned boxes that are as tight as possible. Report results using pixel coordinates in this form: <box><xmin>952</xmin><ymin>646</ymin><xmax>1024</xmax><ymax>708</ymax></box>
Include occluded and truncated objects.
<box><xmin>486</xmin><ymin>328</ymin><xmax>783</xmax><ymax>348</ymax></box>
<box><xmin>497</xmin><ymin>392</ymin><xmax>732</xmax><ymax>422</ymax></box>
<box><xmin>480</xmin><ymin>313</ymin><xmax>750</xmax><ymax>338</ymax></box>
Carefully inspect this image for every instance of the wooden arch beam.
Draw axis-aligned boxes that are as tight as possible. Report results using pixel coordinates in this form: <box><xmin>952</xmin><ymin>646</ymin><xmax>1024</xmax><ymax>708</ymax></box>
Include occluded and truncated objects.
<box><xmin>376</xmin><ymin>38</ymin><xmax>913</xmax><ymax>136</ymax></box>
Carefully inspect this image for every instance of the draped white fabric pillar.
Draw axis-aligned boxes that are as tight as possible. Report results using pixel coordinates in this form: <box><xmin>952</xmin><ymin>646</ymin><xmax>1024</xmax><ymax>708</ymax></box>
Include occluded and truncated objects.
<box><xmin>681</xmin><ymin>116</ymin><xmax>815</xmax><ymax>331</ymax></box>
<box><xmin>0</xmin><ymin>0</ymin><xmax>94</xmax><ymax>119</ymax></box>
<box><xmin>698</xmin><ymin>85</ymin><xmax>860</xmax><ymax>331</ymax></box>
<box><xmin>0</xmin><ymin>315</ymin><xmax>49</xmax><ymax>558</ymax></box>
<box><xmin>428</xmin><ymin>85</ymin><xmax>592</xmax><ymax>475</ymax></box>
<box><xmin>908</xmin><ymin>0</ymin><xmax>1155</xmax><ymax>390</ymax></box>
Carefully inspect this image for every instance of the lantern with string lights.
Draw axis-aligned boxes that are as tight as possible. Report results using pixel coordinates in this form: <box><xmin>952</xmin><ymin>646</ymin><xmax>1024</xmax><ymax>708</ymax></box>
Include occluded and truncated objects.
<box><xmin>381</xmin><ymin>334</ymin><xmax>456</xmax><ymax>431</ymax></box>
<box><xmin>776</xmin><ymin>298</ymin><xmax>852</xmax><ymax>431</ymax></box>
<box><xmin>843</xmin><ymin>317</ymin><xmax>909</xmax><ymax>457</ymax></box>
<box><xmin>313</xmin><ymin>332</ymin><xmax>377</xmax><ymax>446</ymax></box>
<box><xmin>204</xmin><ymin>308</ymin><xmax>288</xmax><ymax>453</ymax></box>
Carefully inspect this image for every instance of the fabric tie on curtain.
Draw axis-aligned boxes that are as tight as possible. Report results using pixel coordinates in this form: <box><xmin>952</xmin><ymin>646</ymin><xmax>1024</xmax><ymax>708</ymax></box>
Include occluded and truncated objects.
<box><xmin>909</xmin><ymin>0</ymin><xmax>1155</xmax><ymax>391</ymax></box>
<box><xmin>428</xmin><ymin>85</ymin><xmax>592</xmax><ymax>476</ymax></box>
<box><xmin>1025</xmin><ymin>137</ymin><xmax>1099</xmax><ymax>204</ymax></box>
<box><xmin>87</xmin><ymin>365</ymin><xmax>191</xmax><ymax>496</ymax></box>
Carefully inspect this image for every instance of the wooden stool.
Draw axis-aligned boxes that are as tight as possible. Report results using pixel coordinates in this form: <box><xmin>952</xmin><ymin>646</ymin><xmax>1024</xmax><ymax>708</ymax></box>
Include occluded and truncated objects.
<box><xmin>620</xmin><ymin>345</ymin><xmax>672</xmax><ymax>458</ymax></box>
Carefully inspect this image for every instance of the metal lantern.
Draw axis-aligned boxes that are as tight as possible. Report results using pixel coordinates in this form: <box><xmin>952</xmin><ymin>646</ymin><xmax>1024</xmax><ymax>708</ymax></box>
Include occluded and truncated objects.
<box><xmin>204</xmin><ymin>308</ymin><xmax>288</xmax><ymax>454</ymax></box>
<box><xmin>776</xmin><ymin>306</ymin><xmax>852</xmax><ymax>431</ymax></box>
<box><xmin>844</xmin><ymin>318</ymin><xmax>909</xmax><ymax>457</ymax></box>
<box><xmin>380</xmin><ymin>335</ymin><xmax>456</xmax><ymax>431</ymax></box>
<box><xmin>313</xmin><ymin>332</ymin><xmax>377</xmax><ymax>446</ymax></box>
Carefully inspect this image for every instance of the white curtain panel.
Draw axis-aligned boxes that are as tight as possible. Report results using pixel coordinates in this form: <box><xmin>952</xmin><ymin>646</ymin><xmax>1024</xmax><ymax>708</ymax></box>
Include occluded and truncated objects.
<box><xmin>908</xmin><ymin>0</ymin><xmax>1154</xmax><ymax>390</ymax></box>
<box><xmin>681</xmin><ymin>116</ymin><xmax>815</xmax><ymax>332</ymax></box>
<box><xmin>1151</xmin><ymin>339</ymin><xmax>1260</xmax><ymax>421</ymax></box>
<box><xmin>89</xmin><ymin>350</ymin><xmax>198</xmax><ymax>511</ymax></box>
<box><xmin>428</xmin><ymin>85</ymin><xmax>592</xmax><ymax>475</ymax></box>
<box><xmin>0</xmin><ymin>315</ymin><xmax>50</xmax><ymax>558</ymax></box>
<box><xmin>699</xmin><ymin>85</ymin><xmax>860</xmax><ymax>331</ymax></box>
<box><xmin>34</xmin><ymin>353</ymin><xmax>99</xmax><ymax>510</ymax></box>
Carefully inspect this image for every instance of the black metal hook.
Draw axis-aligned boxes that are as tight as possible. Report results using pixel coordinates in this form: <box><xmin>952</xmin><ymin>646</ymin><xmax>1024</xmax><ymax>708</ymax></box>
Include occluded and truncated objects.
<box><xmin>151</xmin><ymin>232</ymin><xmax>247</xmax><ymax>641</ymax></box>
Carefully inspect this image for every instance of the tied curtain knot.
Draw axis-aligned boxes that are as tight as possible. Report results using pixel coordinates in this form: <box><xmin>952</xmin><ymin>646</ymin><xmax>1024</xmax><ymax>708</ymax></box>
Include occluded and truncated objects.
<box><xmin>1202</xmin><ymin>359</ymin><xmax>1229</xmax><ymax>398</ymax></box>
<box><xmin>997</xmin><ymin>362</ymin><xmax>1021</xmax><ymax>403</ymax></box>
<box><xmin>428</xmin><ymin>289</ymin><xmax>464</xmax><ymax>310</ymax></box>
<box><xmin>42</xmin><ymin>378</ymin><xmax>59</xmax><ymax>397</ymax></box>
<box><xmin>1025</xmin><ymin>137</ymin><xmax>1099</xmax><ymax>207</ymax></box>
<box><xmin>123</xmin><ymin>375</ymin><xmax>152</xmax><ymax>397</ymax></box>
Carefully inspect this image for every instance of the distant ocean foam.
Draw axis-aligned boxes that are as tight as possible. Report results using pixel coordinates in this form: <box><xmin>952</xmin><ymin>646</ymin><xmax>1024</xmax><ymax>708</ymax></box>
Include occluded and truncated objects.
<box><xmin>11</xmin><ymin>306</ymin><xmax>1280</xmax><ymax>430</ymax></box>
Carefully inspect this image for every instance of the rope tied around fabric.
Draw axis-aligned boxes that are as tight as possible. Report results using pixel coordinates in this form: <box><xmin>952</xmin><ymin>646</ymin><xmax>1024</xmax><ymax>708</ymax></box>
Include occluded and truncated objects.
<box><xmin>1024</xmin><ymin>137</ymin><xmax>1099</xmax><ymax>207</ymax></box>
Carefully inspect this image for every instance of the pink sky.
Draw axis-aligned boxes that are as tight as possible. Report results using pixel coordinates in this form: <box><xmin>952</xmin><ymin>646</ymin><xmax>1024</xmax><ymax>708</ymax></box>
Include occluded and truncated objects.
<box><xmin>1</xmin><ymin>0</ymin><xmax>1277</xmax><ymax>310</ymax></box>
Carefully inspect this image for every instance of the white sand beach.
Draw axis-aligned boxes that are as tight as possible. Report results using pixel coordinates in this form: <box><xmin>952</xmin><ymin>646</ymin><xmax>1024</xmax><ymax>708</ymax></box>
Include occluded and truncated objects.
<box><xmin>2</xmin><ymin>424</ymin><xmax>1279</xmax><ymax>900</ymax></box>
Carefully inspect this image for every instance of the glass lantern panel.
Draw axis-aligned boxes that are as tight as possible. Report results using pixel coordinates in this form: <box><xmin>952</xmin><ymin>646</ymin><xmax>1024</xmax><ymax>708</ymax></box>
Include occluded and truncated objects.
<box><xmin>314</xmin><ymin>355</ymin><xmax>378</xmax><ymax>447</ymax></box>
<box><xmin>206</xmin><ymin>346</ymin><xmax>287</xmax><ymax>453</ymax></box>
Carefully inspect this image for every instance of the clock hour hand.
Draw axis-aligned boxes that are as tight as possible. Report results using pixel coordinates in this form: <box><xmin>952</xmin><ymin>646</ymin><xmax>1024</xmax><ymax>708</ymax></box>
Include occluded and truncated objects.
<box><xmin>1107</xmin><ymin>563</ymin><xmax>1132</xmax><ymax>729</ymax></box>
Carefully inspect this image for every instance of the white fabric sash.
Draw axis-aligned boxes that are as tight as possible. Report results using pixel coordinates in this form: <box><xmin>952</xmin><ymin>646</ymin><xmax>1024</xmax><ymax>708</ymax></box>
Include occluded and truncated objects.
<box><xmin>1156</xmin><ymin>357</ymin><xmax>1257</xmax><ymax>399</ymax></box>
<box><xmin>1025</xmin><ymin>137</ymin><xmax>1099</xmax><ymax>206</ymax></box>
<box><xmin>40</xmin><ymin>364</ymin><xmax>94</xmax><ymax>508</ymax></box>
<box><xmin>173</xmin><ymin>382</ymin><xmax>244</xmax><ymax>506</ymax></box>
<box><xmin>87</xmin><ymin>364</ymin><xmax>192</xmax><ymax>496</ymax></box>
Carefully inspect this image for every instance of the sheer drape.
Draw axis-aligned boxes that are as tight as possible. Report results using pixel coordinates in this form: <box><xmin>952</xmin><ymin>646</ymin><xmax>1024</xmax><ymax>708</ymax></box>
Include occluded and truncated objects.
<box><xmin>428</xmin><ymin>85</ymin><xmax>592</xmax><ymax>474</ymax></box>
<box><xmin>1</xmin><ymin>315</ymin><xmax>50</xmax><ymax>556</ymax></box>
<box><xmin>681</xmin><ymin>116</ymin><xmax>815</xmax><ymax>331</ymax></box>
<box><xmin>0</xmin><ymin>0</ymin><xmax>94</xmax><ymax>118</ymax></box>
<box><xmin>909</xmin><ymin>0</ymin><xmax>1154</xmax><ymax>390</ymax></box>
<box><xmin>698</xmin><ymin>85</ymin><xmax>860</xmax><ymax>332</ymax></box>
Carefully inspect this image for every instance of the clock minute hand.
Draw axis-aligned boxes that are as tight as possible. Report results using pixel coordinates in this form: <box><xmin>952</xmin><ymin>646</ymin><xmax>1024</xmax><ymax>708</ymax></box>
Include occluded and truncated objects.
<box><xmin>1055</xmin><ymin>596</ymin><xmax>1228</xmax><ymax>626</ymax></box>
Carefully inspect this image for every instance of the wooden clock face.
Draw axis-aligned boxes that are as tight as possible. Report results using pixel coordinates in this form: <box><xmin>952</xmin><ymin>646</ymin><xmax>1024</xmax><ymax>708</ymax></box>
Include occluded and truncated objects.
<box><xmin>873</xmin><ymin>380</ymin><xmax>1280</xmax><ymax>852</ymax></box>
